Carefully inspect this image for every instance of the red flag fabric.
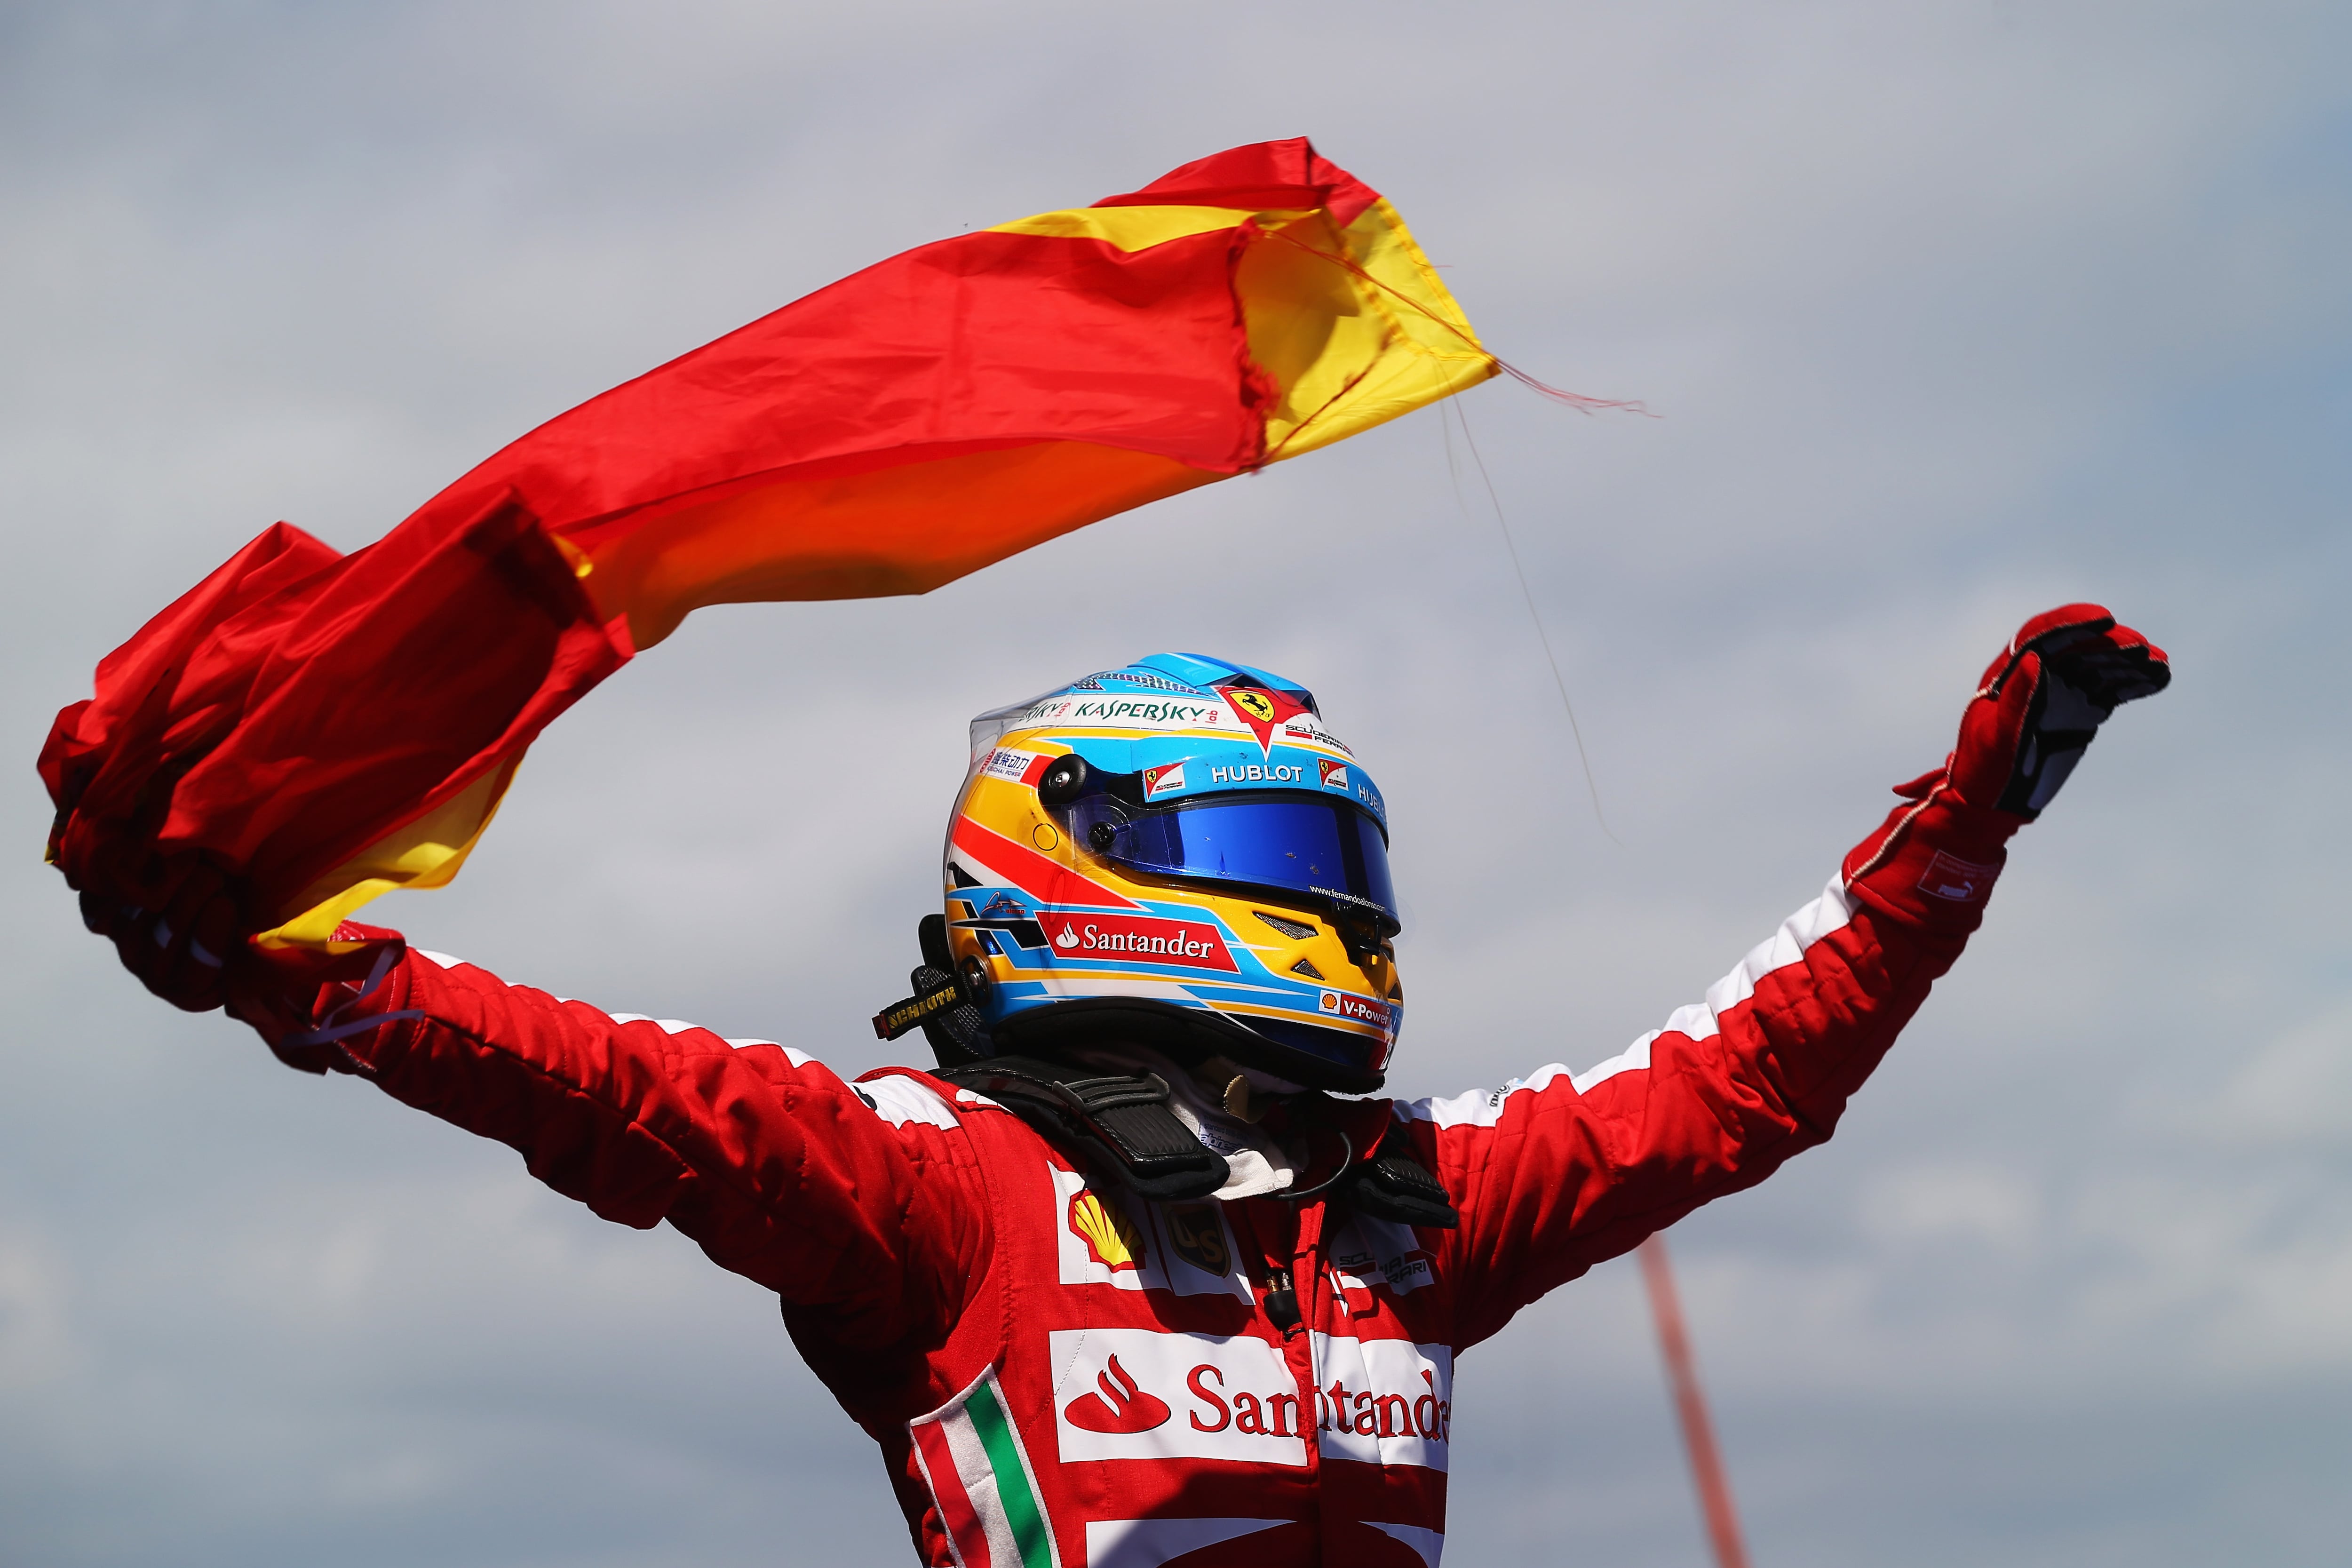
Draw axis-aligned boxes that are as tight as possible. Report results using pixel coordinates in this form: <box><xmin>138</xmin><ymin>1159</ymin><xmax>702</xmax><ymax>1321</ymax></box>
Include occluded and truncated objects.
<box><xmin>42</xmin><ymin>138</ymin><xmax>1496</xmax><ymax>950</ymax></box>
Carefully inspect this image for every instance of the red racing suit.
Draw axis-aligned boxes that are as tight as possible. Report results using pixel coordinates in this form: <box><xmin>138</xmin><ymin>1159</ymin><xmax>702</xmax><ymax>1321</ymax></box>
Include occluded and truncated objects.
<box><xmin>298</xmin><ymin>792</ymin><xmax>2017</xmax><ymax>1568</ymax></box>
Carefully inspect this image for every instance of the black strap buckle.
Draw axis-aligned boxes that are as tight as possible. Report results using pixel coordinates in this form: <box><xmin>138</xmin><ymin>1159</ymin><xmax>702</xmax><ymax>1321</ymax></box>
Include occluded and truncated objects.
<box><xmin>1344</xmin><ymin>1126</ymin><xmax>1459</xmax><ymax>1230</ymax></box>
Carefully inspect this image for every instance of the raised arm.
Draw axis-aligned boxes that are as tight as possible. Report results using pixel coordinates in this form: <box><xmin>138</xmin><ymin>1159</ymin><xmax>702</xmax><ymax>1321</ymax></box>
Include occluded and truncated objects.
<box><xmin>1400</xmin><ymin>606</ymin><xmax>2169</xmax><ymax>1347</ymax></box>
<box><xmin>83</xmin><ymin>901</ymin><xmax>993</xmax><ymax>1356</ymax></box>
<box><xmin>334</xmin><ymin>943</ymin><xmax>991</xmax><ymax>1348</ymax></box>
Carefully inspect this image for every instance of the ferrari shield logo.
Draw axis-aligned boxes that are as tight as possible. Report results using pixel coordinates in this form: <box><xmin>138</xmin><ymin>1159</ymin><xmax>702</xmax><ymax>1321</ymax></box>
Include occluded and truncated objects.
<box><xmin>1226</xmin><ymin>689</ymin><xmax>1276</xmax><ymax>723</ymax></box>
<box><xmin>1216</xmin><ymin>684</ymin><xmax>1311</xmax><ymax>757</ymax></box>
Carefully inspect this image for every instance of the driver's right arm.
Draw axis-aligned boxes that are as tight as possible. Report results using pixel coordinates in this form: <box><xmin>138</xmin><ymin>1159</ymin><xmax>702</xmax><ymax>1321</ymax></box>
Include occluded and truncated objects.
<box><xmin>296</xmin><ymin>939</ymin><xmax>991</xmax><ymax>1353</ymax></box>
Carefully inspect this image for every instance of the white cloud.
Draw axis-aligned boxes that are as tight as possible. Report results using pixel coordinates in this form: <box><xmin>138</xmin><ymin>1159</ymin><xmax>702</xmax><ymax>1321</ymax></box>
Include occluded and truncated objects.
<box><xmin>2213</xmin><ymin>1001</ymin><xmax>2352</xmax><ymax>1145</ymax></box>
<box><xmin>0</xmin><ymin>1222</ymin><xmax>77</xmax><ymax>1389</ymax></box>
<box><xmin>1861</xmin><ymin>1164</ymin><xmax>2042</xmax><ymax>1253</ymax></box>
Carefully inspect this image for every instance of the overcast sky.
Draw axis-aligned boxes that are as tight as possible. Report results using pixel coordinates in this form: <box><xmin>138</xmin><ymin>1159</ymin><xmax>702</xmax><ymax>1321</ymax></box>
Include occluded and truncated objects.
<box><xmin>3</xmin><ymin>2</ymin><xmax>2348</xmax><ymax>1565</ymax></box>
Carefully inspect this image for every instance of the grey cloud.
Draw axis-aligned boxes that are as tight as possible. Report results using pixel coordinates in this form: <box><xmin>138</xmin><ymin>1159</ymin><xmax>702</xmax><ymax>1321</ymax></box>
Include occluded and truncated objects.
<box><xmin>5</xmin><ymin>0</ymin><xmax>2350</xmax><ymax>1563</ymax></box>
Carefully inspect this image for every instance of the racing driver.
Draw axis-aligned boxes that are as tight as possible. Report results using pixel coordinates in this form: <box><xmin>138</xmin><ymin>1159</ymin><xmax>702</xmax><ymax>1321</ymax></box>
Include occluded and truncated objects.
<box><xmin>84</xmin><ymin>606</ymin><xmax>2168</xmax><ymax>1568</ymax></box>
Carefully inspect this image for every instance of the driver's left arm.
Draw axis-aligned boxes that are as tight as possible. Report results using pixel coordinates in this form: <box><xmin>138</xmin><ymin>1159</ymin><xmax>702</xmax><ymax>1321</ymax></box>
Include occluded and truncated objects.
<box><xmin>1397</xmin><ymin>814</ymin><xmax>1998</xmax><ymax>1349</ymax></box>
<box><xmin>1393</xmin><ymin>605</ymin><xmax>2167</xmax><ymax>1348</ymax></box>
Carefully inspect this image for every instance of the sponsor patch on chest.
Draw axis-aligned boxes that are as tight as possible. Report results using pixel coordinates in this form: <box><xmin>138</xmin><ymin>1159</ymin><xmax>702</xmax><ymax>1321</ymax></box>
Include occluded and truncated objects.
<box><xmin>1049</xmin><ymin>1328</ymin><xmax>1307</xmax><ymax>1466</ymax></box>
<box><xmin>1327</xmin><ymin>1212</ymin><xmax>1440</xmax><ymax>1298</ymax></box>
<box><xmin>1043</xmin><ymin>1327</ymin><xmax>1454</xmax><ymax>1473</ymax></box>
<box><xmin>1309</xmin><ymin>1333</ymin><xmax>1453</xmax><ymax>1472</ymax></box>
<box><xmin>1050</xmin><ymin>1166</ymin><xmax>1251</xmax><ymax>1300</ymax></box>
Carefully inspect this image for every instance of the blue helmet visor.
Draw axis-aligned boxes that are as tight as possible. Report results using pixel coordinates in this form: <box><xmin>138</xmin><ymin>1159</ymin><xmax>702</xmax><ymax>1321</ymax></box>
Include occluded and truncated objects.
<box><xmin>1070</xmin><ymin>794</ymin><xmax>1399</xmax><ymax>934</ymax></box>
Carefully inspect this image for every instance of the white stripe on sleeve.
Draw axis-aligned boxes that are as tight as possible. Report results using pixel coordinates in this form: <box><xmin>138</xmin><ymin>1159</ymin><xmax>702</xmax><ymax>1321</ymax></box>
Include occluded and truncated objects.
<box><xmin>1404</xmin><ymin>875</ymin><xmax>1856</xmax><ymax>1129</ymax></box>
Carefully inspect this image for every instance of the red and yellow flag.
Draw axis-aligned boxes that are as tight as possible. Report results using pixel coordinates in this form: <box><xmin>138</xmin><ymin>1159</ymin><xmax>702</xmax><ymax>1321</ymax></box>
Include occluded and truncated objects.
<box><xmin>41</xmin><ymin>139</ymin><xmax>1495</xmax><ymax>948</ymax></box>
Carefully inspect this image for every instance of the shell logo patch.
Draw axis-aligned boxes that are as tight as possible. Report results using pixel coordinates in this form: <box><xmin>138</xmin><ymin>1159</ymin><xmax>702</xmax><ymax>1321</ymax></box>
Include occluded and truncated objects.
<box><xmin>1070</xmin><ymin>1189</ymin><xmax>1144</xmax><ymax>1271</ymax></box>
<box><xmin>1319</xmin><ymin>990</ymin><xmax>1391</xmax><ymax>1027</ymax></box>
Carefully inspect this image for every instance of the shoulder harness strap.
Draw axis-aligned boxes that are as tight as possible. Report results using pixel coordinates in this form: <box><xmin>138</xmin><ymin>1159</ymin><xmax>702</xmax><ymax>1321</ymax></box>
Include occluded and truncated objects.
<box><xmin>933</xmin><ymin>1055</ymin><xmax>1231</xmax><ymax>1202</ymax></box>
<box><xmin>1345</xmin><ymin>1133</ymin><xmax>1449</xmax><ymax>1232</ymax></box>
<box><xmin>1340</xmin><ymin>1119</ymin><xmax>1460</xmax><ymax>1230</ymax></box>
<box><xmin>883</xmin><ymin>899</ymin><xmax>1457</xmax><ymax>1226</ymax></box>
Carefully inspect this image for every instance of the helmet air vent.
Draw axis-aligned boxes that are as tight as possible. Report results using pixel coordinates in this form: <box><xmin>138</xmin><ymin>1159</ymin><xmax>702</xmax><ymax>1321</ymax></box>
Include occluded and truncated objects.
<box><xmin>1253</xmin><ymin>910</ymin><xmax>1317</xmax><ymax>940</ymax></box>
<box><xmin>1290</xmin><ymin>957</ymin><xmax>1326</xmax><ymax>980</ymax></box>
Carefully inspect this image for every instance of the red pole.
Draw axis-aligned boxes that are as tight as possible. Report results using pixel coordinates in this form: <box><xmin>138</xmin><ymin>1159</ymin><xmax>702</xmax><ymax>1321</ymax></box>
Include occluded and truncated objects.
<box><xmin>1638</xmin><ymin>1234</ymin><xmax>1754</xmax><ymax>1568</ymax></box>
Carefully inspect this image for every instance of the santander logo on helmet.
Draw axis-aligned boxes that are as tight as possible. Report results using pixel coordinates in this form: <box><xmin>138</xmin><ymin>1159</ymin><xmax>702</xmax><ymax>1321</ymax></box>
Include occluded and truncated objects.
<box><xmin>941</xmin><ymin>653</ymin><xmax>1404</xmax><ymax>1094</ymax></box>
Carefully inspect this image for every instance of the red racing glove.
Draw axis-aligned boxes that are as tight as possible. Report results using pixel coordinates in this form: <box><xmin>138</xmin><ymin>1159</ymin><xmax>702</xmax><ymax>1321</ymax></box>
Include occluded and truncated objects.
<box><xmin>76</xmin><ymin>852</ymin><xmax>246</xmax><ymax>1016</ymax></box>
<box><xmin>1843</xmin><ymin>604</ymin><xmax>2169</xmax><ymax>931</ymax></box>
<box><xmin>75</xmin><ymin>850</ymin><xmax>406</xmax><ymax>1069</ymax></box>
<box><xmin>1947</xmin><ymin>603</ymin><xmax>2171</xmax><ymax>819</ymax></box>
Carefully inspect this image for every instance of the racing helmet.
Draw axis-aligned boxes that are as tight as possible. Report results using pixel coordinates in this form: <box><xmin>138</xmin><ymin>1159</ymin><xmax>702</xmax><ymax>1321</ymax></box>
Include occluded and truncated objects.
<box><xmin>934</xmin><ymin>653</ymin><xmax>1402</xmax><ymax>1094</ymax></box>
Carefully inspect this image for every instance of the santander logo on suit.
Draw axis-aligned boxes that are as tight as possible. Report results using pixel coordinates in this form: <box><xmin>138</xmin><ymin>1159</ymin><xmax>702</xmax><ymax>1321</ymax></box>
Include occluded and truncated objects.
<box><xmin>1064</xmin><ymin>1355</ymin><xmax>1171</xmax><ymax>1433</ymax></box>
<box><xmin>1047</xmin><ymin>1329</ymin><xmax>1452</xmax><ymax>1470</ymax></box>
